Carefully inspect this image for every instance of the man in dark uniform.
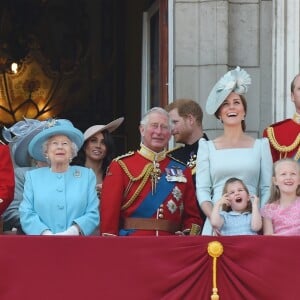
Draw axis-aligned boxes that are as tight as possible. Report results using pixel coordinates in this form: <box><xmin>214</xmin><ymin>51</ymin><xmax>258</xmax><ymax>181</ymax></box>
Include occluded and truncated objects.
<box><xmin>100</xmin><ymin>107</ymin><xmax>203</xmax><ymax>236</ymax></box>
<box><xmin>263</xmin><ymin>74</ymin><xmax>300</xmax><ymax>162</ymax></box>
<box><xmin>165</xmin><ymin>99</ymin><xmax>208</xmax><ymax>222</ymax></box>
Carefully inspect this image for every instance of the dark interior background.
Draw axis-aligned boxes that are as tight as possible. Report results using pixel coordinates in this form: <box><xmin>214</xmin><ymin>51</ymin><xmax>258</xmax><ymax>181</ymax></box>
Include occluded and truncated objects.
<box><xmin>0</xmin><ymin>0</ymin><xmax>155</xmax><ymax>155</ymax></box>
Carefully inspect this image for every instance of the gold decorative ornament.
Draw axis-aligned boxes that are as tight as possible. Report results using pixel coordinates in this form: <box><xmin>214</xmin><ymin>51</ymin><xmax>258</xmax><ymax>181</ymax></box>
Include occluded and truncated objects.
<box><xmin>118</xmin><ymin>160</ymin><xmax>153</xmax><ymax>210</ymax></box>
<box><xmin>207</xmin><ymin>241</ymin><xmax>224</xmax><ymax>300</ymax></box>
<box><xmin>189</xmin><ymin>223</ymin><xmax>201</xmax><ymax>235</ymax></box>
<box><xmin>150</xmin><ymin>161</ymin><xmax>161</xmax><ymax>194</ymax></box>
<box><xmin>266</xmin><ymin>127</ymin><xmax>300</xmax><ymax>160</ymax></box>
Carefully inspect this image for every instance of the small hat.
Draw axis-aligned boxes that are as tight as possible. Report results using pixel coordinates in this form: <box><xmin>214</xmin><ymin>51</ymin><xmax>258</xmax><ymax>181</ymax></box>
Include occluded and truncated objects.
<box><xmin>206</xmin><ymin>66</ymin><xmax>251</xmax><ymax>115</ymax></box>
<box><xmin>28</xmin><ymin>119</ymin><xmax>84</xmax><ymax>162</ymax></box>
<box><xmin>83</xmin><ymin>117</ymin><xmax>124</xmax><ymax>141</ymax></box>
<box><xmin>2</xmin><ymin>118</ymin><xmax>48</xmax><ymax>167</ymax></box>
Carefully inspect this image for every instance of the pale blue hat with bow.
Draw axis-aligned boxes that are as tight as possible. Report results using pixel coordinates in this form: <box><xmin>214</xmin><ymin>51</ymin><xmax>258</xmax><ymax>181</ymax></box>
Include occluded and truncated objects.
<box><xmin>2</xmin><ymin>118</ymin><xmax>48</xmax><ymax>167</ymax></box>
<box><xmin>28</xmin><ymin>119</ymin><xmax>84</xmax><ymax>162</ymax></box>
<box><xmin>206</xmin><ymin>66</ymin><xmax>251</xmax><ymax>115</ymax></box>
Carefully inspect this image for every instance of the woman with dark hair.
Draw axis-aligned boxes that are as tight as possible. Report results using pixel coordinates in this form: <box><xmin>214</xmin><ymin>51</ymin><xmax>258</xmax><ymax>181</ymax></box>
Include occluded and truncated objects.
<box><xmin>196</xmin><ymin>66</ymin><xmax>272</xmax><ymax>235</ymax></box>
<box><xmin>72</xmin><ymin>117</ymin><xmax>124</xmax><ymax>197</ymax></box>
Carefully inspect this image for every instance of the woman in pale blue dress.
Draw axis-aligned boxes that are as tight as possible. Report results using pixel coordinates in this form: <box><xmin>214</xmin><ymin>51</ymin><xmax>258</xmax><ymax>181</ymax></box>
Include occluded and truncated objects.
<box><xmin>196</xmin><ymin>67</ymin><xmax>272</xmax><ymax>235</ymax></box>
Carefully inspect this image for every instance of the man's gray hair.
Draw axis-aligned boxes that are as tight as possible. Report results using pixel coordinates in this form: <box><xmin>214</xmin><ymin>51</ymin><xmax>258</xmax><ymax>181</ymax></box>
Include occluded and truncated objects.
<box><xmin>140</xmin><ymin>107</ymin><xmax>172</xmax><ymax>129</ymax></box>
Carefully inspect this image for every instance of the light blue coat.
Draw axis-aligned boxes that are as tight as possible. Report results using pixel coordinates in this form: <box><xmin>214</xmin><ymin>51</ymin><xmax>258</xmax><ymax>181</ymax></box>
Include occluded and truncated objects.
<box><xmin>19</xmin><ymin>166</ymin><xmax>99</xmax><ymax>235</ymax></box>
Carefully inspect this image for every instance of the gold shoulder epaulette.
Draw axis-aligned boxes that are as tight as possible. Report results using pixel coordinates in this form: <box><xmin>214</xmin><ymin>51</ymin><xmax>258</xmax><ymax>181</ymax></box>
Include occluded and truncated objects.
<box><xmin>114</xmin><ymin>151</ymin><xmax>135</xmax><ymax>161</ymax></box>
<box><xmin>167</xmin><ymin>144</ymin><xmax>184</xmax><ymax>154</ymax></box>
<box><xmin>266</xmin><ymin>127</ymin><xmax>300</xmax><ymax>153</ymax></box>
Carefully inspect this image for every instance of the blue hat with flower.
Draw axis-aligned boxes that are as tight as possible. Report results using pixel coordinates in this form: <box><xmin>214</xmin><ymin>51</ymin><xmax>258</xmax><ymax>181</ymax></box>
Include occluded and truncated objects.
<box><xmin>28</xmin><ymin>119</ymin><xmax>84</xmax><ymax>162</ymax></box>
<box><xmin>206</xmin><ymin>66</ymin><xmax>251</xmax><ymax>115</ymax></box>
<box><xmin>2</xmin><ymin>118</ymin><xmax>48</xmax><ymax>167</ymax></box>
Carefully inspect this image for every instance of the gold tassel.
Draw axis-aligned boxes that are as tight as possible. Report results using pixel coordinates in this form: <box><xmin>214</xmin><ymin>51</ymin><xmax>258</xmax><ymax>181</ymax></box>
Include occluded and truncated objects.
<box><xmin>189</xmin><ymin>223</ymin><xmax>201</xmax><ymax>235</ymax></box>
<box><xmin>207</xmin><ymin>241</ymin><xmax>224</xmax><ymax>300</ymax></box>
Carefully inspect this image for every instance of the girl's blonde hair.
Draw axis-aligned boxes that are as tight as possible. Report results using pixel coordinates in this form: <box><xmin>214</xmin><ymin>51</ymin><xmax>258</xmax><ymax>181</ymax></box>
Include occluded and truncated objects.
<box><xmin>268</xmin><ymin>158</ymin><xmax>300</xmax><ymax>204</ymax></box>
<box><xmin>222</xmin><ymin>177</ymin><xmax>252</xmax><ymax>213</ymax></box>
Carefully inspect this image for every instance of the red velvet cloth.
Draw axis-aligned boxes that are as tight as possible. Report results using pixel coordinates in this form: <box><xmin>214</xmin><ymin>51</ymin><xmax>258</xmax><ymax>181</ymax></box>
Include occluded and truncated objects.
<box><xmin>0</xmin><ymin>145</ymin><xmax>14</xmax><ymax>215</ymax></box>
<box><xmin>1</xmin><ymin>235</ymin><xmax>299</xmax><ymax>299</ymax></box>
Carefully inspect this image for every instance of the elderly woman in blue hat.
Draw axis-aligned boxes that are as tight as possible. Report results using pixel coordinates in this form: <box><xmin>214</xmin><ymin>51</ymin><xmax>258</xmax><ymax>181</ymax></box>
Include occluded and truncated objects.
<box><xmin>196</xmin><ymin>66</ymin><xmax>272</xmax><ymax>235</ymax></box>
<box><xmin>19</xmin><ymin>119</ymin><xmax>99</xmax><ymax>235</ymax></box>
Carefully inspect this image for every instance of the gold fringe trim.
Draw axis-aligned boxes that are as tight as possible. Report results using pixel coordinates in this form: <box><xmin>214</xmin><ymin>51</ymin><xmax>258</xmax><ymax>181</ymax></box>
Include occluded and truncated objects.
<box><xmin>117</xmin><ymin>160</ymin><xmax>153</xmax><ymax>210</ymax></box>
<box><xmin>266</xmin><ymin>127</ymin><xmax>300</xmax><ymax>155</ymax></box>
<box><xmin>208</xmin><ymin>241</ymin><xmax>224</xmax><ymax>300</ymax></box>
<box><xmin>295</xmin><ymin>150</ymin><xmax>300</xmax><ymax>161</ymax></box>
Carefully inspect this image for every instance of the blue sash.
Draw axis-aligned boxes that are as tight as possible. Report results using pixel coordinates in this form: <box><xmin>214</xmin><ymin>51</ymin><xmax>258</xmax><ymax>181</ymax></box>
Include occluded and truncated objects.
<box><xmin>119</xmin><ymin>159</ymin><xmax>185</xmax><ymax>235</ymax></box>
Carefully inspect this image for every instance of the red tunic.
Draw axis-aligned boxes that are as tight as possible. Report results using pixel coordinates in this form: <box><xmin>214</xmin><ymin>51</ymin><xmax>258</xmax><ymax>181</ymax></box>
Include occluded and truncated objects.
<box><xmin>263</xmin><ymin>119</ymin><xmax>300</xmax><ymax>162</ymax></box>
<box><xmin>100</xmin><ymin>151</ymin><xmax>203</xmax><ymax>236</ymax></box>
<box><xmin>0</xmin><ymin>145</ymin><xmax>14</xmax><ymax>215</ymax></box>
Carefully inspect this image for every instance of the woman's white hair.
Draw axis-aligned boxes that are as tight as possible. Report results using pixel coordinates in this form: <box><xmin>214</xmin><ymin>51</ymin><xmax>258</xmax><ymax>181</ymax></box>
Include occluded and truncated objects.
<box><xmin>42</xmin><ymin>135</ymin><xmax>79</xmax><ymax>161</ymax></box>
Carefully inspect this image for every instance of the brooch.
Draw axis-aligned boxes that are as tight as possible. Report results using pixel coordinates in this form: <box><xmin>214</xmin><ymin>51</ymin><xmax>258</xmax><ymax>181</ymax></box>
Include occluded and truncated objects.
<box><xmin>73</xmin><ymin>169</ymin><xmax>81</xmax><ymax>178</ymax></box>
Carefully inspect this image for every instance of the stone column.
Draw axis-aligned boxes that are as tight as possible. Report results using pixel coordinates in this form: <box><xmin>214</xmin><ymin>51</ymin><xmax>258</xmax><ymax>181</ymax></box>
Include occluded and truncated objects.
<box><xmin>272</xmin><ymin>0</ymin><xmax>300</xmax><ymax>121</ymax></box>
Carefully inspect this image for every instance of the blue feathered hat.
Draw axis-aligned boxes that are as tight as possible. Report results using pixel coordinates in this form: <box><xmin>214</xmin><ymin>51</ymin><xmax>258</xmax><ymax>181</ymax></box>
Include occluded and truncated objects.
<box><xmin>206</xmin><ymin>66</ymin><xmax>251</xmax><ymax>115</ymax></box>
<box><xmin>2</xmin><ymin>118</ymin><xmax>48</xmax><ymax>167</ymax></box>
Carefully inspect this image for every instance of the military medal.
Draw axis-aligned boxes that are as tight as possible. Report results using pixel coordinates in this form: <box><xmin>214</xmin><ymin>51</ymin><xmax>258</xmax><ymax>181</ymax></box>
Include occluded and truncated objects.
<box><xmin>187</xmin><ymin>152</ymin><xmax>197</xmax><ymax>169</ymax></box>
<box><xmin>165</xmin><ymin>167</ymin><xmax>187</xmax><ymax>183</ymax></box>
<box><xmin>167</xmin><ymin>199</ymin><xmax>177</xmax><ymax>213</ymax></box>
<box><xmin>172</xmin><ymin>186</ymin><xmax>182</xmax><ymax>201</ymax></box>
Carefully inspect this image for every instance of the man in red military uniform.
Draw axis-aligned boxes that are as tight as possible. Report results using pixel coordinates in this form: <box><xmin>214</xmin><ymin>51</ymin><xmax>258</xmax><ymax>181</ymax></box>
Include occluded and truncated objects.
<box><xmin>263</xmin><ymin>74</ymin><xmax>300</xmax><ymax>162</ymax></box>
<box><xmin>100</xmin><ymin>107</ymin><xmax>203</xmax><ymax>236</ymax></box>
<box><xmin>0</xmin><ymin>143</ymin><xmax>15</xmax><ymax>216</ymax></box>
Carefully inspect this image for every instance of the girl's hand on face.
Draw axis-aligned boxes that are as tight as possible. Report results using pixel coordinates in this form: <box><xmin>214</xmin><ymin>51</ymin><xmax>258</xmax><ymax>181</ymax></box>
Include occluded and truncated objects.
<box><xmin>220</xmin><ymin>193</ymin><xmax>231</xmax><ymax>207</ymax></box>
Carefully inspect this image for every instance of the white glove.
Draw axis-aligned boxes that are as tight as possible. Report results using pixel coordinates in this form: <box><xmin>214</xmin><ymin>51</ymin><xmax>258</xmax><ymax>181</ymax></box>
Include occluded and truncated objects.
<box><xmin>55</xmin><ymin>225</ymin><xmax>80</xmax><ymax>236</ymax></box>
<box><xmin>42</xmin><ymin>229</ymin><xmax>53</xmax><ymax>235</ymax></box>
<box><xmin>175</xmin><ymin>231</ymin><xmax>184</xmax><ymax>236</ymax></box>
<box><xmin>102</xmin><ymin>233</ymin><xmax>117</xmax><ymax>237</ymax></box>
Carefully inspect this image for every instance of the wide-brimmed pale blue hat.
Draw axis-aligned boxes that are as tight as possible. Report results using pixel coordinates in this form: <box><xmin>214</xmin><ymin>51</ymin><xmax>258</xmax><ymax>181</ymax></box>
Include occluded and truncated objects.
<box><xmin>206</xmin><ymin>66</ymin><xmax>251</xmax><ymax>115</ymax></box>
<box><xmin>28</xmin><ymin>119</ymin><xmax>84</xmax><ymax>162</ymax></box>
<box><xmin>2</xmin><ymin>118</ymin><xmax>48</xmax><ymax>167</ymax></box>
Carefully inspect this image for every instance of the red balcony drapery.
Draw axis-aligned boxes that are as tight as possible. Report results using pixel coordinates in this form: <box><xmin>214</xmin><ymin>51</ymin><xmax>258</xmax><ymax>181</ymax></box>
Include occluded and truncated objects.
<box><xmin>1</xmin><ymin>235</ymin><xmax>299</xmax><ymax>300</ymax></box>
